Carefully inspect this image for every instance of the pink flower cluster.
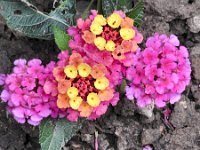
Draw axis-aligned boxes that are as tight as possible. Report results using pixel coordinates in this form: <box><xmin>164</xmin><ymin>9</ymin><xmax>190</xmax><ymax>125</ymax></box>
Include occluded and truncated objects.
<box><xmin>0</xmin><ymin>50</ymin><xmax>121</xmax><ymax>125</ymax></box>
<box><xmin>67</xmin><ymin>10</ymin><xmax>143</xmax><ymax>71</ymax></box>
<box><xmin>68</xmin><ymin>36</ymin><xmax>124</xmax><ymax>86</ymax></box>
<box><xmin>53</xmin><ymin>51</ymin><xmax>120</xmax><ymax>122</ymax></box>
<box><xmin>0</xmin><ymin>59</ymin><xmax>57</xmax><ymax>126</ymax></box>
<box><xmin>0</xmin><ymin>10</ymin><xmax>192</xmax><ymax>126</ymax></box>
<box><xmin>143</xmin><ymin>145</ymin><xmax>153</xmax><ymax>150</ymax></box>
<box><xmin>126</xmin><ymin>33</ymin><xmax>191</xmax><ymax>108</ymax></box>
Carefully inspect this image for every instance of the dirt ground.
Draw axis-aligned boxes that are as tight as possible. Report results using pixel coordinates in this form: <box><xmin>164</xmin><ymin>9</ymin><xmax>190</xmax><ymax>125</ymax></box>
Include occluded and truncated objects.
<box><xmin>0</xmin><ymin>0</ymin><xmax>200</xmax><ymax>150</ymax></box>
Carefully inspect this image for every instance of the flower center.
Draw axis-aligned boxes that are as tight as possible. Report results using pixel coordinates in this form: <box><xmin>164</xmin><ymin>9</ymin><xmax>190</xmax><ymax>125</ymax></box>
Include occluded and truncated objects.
<box><xmin>72</xmin><ymin>76</ymin><xmax>97</xmax><ymax>100</ymax></box>
<box><xmin>101</xmin><ymin>26</ymin><xmax>122</xmax><ymax>45</ymax></box>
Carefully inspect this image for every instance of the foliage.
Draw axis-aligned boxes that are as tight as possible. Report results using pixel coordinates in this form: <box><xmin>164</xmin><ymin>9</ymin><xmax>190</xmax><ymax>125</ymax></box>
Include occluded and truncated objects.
<box><xmin>53</xmin><ymin>26</ymin><xmax>71</xmax><ymax>51</ymax></box>
<box><xmin>127</xmin><ymin>0</ymin><xmax>144</xmax><ymax>26</ymax></box>
<box><xmin>102</xmin><ymin>0</ymin><xmax>133</xmax><ymax>17</ymax></box>
<box><xmin>0</xmin><ymin>0</ymin><xmax>76</xmax><ymax>40</ymax></box>
<box><xmin>39</xmin><ymin>118</ymin><xmax>83</xmax><ymax>150</ymax></box>
<box><xmin>81</xmin><ymin>0</ymin><xmax>95</xmax><ymax>19</ymax></box>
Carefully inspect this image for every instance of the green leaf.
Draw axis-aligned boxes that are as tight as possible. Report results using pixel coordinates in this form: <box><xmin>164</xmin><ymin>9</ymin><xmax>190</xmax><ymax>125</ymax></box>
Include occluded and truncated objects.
<box><xmin>53</xmin><ymin>26</ymin><xmax>70</xmax><ymax>51</ymax></box>
<box><xmin>119</xmin><ymin>79</ymin><xmax>127</xmax><ymax>94</ymax></box>
<box><xmin>39</xmin><ymin>118</ymin><xmax>83</xmax><ymax>150</ymax></box>
<box><xmin>0</xmin><ymin>0</ymin><xmax>76</xmax><ymax>40</ymax></box>
<box><xmin>102</xmin><ymin>0</ymin><xmax>133</xmax><ymax>17</ymax></box>
<box><xmin>82</xmin><ymin>0</ymin><xmax>95</xmax><ymax>19</ymax></box>
<box><xmin>127</xmin><ymin>0</ymin><xmax>144</xmax><ymax>27</ymax></box>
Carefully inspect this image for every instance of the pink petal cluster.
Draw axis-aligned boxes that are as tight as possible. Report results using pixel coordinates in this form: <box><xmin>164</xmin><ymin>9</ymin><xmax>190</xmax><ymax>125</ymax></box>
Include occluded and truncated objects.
<box><xmin>68</xmin><ymin>36</ymin><xmax>124</xmax><ymax>86</ymax></box>
<box><xmin>126</xmin><ymin>33</ymin><xmax>191</xmax><ymax>108</ymax></box>
<box><xmin>143</xmin><ymin>145</ymin><xmax>153</xmax><ymax>150</ymax></box>
<box><xmin>0</xmin><ymin>9</ymin><xmax>192</xmax><ymax>126</ymax></box>
<box><xmin>67</xmin><ymin>10</ymin><xmax>143</xmax><ymax>85</ymax></box>
<box><xmin>68</xmin><ymin>25</ymin><xmax>115</xmax><ymax>67</ymax></box>
<box><xmin>0</xmin><ymin>59</ymin><xmax>58</xmax><ymax>126</ymax></box>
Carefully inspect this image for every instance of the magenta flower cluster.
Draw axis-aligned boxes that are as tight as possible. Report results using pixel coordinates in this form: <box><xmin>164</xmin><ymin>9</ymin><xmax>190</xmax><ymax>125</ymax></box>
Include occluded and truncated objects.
<box><xmin>0</xmin><ymin>10</ymin><xmax>192</xmax><ymax>126</ymax></box>
<box><xmin>126</xmin><ymin>33</ymin><xmax>191</xmax><ymax>108</ymax></box>
<box><xmin>51</xmin><ymin>51</ymin><xmax>120</xmax><ymax>122</ymax></box>
<box><xmin>67</xmin><ymin>10</ymin><xmax>142</xmax><ymax>86</ymax></box>
<box><xmin>0</xmin><ymin>59</ymin><xmax>58</xmax><ymax>126</ymax></box>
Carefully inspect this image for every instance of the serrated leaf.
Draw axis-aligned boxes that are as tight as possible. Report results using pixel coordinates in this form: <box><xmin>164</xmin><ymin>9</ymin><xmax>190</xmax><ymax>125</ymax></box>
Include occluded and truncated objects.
<box><xmin>39</xmin><ymin>118</ymin><xmax>83</xmax><ymax>150</ymax></box>
<box><xmin>0</xmin><ymin>0</ymin><xmax>76</xmax><ymax>40</ymax></box>
<box><xmin>53</xmin><ymin>26</ymin><xmax>70</xmax><ymax>51</ymax></box>
<box><xmin>102</xmin><ymin>0</ymin><xmax>133</xmax><ymax>17</ymax></box>
<box><xmin>127</xmin><ymin>0</ymin><xmax>144</xmax><ymax>27</ymax></box>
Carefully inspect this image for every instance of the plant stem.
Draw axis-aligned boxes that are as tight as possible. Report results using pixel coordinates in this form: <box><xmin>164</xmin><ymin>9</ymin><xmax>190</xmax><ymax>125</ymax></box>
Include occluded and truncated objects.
<box><xmin>97</xmin><ymin>0</ymin><xmax>102</xmax><ymax>14</ymax></box>
<box><xmin>82</xmin><ymin>0</ymin><xmax>95</xmax><ymax>19</ymax></box>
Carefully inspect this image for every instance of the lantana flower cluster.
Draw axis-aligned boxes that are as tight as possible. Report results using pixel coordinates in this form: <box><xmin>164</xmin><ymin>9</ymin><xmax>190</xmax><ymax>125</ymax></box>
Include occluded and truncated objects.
<box><xmin>0</xmin><ymin>10</ymin><xmax>192</xmax><ymax>126</ymax></box>
<box><xmin>68</xmin><ymin>10</ymin><xmax>143</xmax><ymax>67</ymax></box>
<box><xmin>53</xmin><ymin>51</ymin><xmax>119</xmax><ymax>121</ymax></box>
<box><xmin>125</xmin><ymin>33</ymin><xmax>191</xmax><ymax>108</ymax></box>
<box><xmin>0</xmin><ymin>59</ymin><xmax>57</xmax><ymax>125</ymax></box>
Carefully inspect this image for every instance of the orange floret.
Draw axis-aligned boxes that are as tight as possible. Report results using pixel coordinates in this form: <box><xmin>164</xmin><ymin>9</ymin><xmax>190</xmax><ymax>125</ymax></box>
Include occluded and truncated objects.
<box><xmin>112</xmin><ymin>46</ymin><xmax>126</xmax><ymax>60</ymax></box>
<box><xmin>121</xmin><ymin>40</ymin><xmax>134</xmax><ymax>53</ymax></box>
<box><xmin>78</xmin><ymin>101</ymin><xmax>93</xmax><ymax>117</ymax></box>
<box><xmin>57</xmin><ymin>94</ymin><xmax>70</xmax><ymax>109</ymax></box>
<box><xmin>82</xmin><ymin>30</ymin><xmax>96</xmax><ymax>44</ymax></box>
<box><xmin>98</xmin><ymin>87</ymin><xmax>114</xmax><ymax>101</ymax></box>
<box><xmin>121</xmin><ymin>40</ymin><xmax>138</xmax><ymax>52</ymax></box>
<box><xmin>58</xmin><ymin>79</ymin><xmax>71</xmax><ymax>94</ymax></box>
<box><xmin>121</xmin><ymin>17</ymin><xmax>134</xmax><ymax>28</ymax></box>
<box><xmin>53</xmin><ymin>67</ymin><xmax>66</xmax><ymax>81</ymax></box>
<box><xmin>131</xmin><ymin>41</ymin><xmax>139</xmax><ymax>52</ymax></box>
<box><xmin>69</xmin><ymin>53</ymin><xmax>83</xmax><ymax>67</ymax></box>
<box><xmin>91</xmin><ymin>64</ymin><xmax>107</xmax><ymax>79</ymax></box>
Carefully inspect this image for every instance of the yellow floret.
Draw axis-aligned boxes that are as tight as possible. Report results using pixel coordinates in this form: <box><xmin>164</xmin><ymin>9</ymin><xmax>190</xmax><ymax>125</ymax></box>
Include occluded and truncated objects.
<box><xmin>87</xmin><ymin>92</ymin><xmax>100</xmax><ymax>107</ymax></box>
<box><xmin>105</xmin><ymin>40</ymin><xmax>116</xmax><ymax>51</ymax></box>
<box><xmin>120</xmin><ymin>28</ymin><xmax>135</xmax><ymax>40</ymax></box>
<box><xmin>107</xmin><ymin>13</ymin><xmax>122</xmax><ymax>28</ymax></box>
<box><xmin>90</xmin><ymin>22</ymin><xmax>103</xmax><ymax>35</ymax></box>
<box><xmin>64</xmin><ymin>65</ymin><xmax>77</xmax><ymax>79</ymax></box>
<box><xmin>94</xmin><ymin>37</ymin><xmax>106</xmax><ymax>50</ymax></box>
<box><xmin>93</xmin><ymin>15</ymin><xmax>107</xmax><ymax>26</ymax></box>
<box><xmin>78</xmin><ymin>63</ymin><xmax>91</xmax><ymax>77</ymax></box>
<box><xmin>67</xmin><ymin>87</ymin><xmax>79</xmax><ymax>99</ymax></box>
<box><xmin>94</xmin><ymin>77</ymin><xmax>109</xmax><ymax>90</ymax></box>
<box><xmin>69</xmin><ymin>96</ymin><xmax>83</xmax><ymax>110</ymax></box>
